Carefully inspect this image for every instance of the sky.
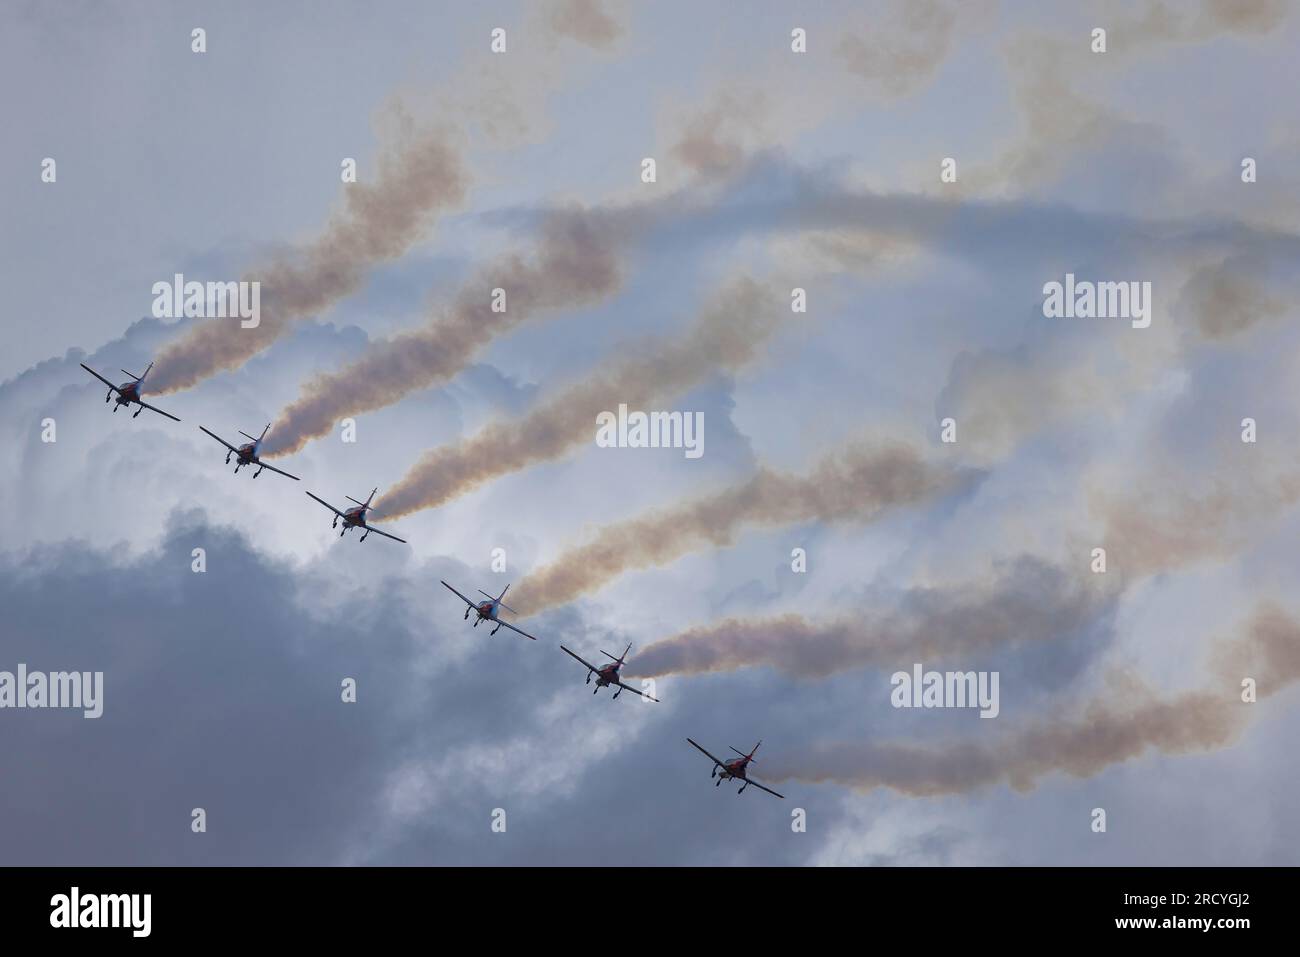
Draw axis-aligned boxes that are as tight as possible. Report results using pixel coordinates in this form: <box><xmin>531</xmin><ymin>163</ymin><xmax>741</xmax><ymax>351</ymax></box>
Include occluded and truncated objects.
<box><xmin>2</xmin><ymin>0</ymin><xmax>1299</xmax><ymax>865</ymax></box>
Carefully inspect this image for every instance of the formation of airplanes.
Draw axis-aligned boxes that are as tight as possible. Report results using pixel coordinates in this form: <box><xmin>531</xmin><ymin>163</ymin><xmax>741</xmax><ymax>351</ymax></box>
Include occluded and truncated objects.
<box><xmin>76</xmin><ymin>356</ymin><xmax>787</xmax><ymax>801</ymax></box>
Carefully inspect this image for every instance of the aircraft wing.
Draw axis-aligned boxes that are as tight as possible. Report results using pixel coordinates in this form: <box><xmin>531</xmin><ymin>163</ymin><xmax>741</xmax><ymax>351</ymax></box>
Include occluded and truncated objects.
<box><xmin>80</xmin><ymin>363</ymin><xmax>119</xmax><ymax>393</ymax></box>
<box><xmin>687</xmin><ymin>738</ymin><xmax>727</xmax><ymax>769</ymax></box>
<box><xmin>136</xmin><ymin>399</ymin><xmax>181</xmax><ymax>422</ymax></box>
<box><xmin>305</xmin><ymin>491</ymin><xmax>345</xmax><ymax>517</ymax></box>
<box><xmin>745</xmin><ymin>778</ymin><xmax>785</xmax><ymax>799</ymax></box>
<box><xmin>560</xmin><ymin>645</ymin><xmax>600</xmax><ymax>673</ymax></box>
<box><xmin>256</xmin><ymin>460</ymin><xmax>300</xmax><ymax>481</ymax></box>
<box><xmin>440</xmin><ymin>580</ymin><xmax>477</xmax><ymax>609</ymax></box>
<box><xmin>614</xmin><ymin>678</ymin><xmax>659</xmax><ymax>702</ymax></box>
<box><xmin>198</xmin><ymin>426</ymin><xmax>238</xmax><ymax>452</ymax></box>
<box><xmin>364</xmin><ymin>524</ymin><xmax>407</xmax><ymax>544</ymax></box>
<box><xmin>493</xmin><ymin>618</ymin><xmax>538</xmax><ymax>641</ymax></box>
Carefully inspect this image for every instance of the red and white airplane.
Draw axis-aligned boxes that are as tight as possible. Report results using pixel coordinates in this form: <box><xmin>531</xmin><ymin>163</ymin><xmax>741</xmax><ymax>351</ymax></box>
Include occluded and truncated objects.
<box><xmin>79</xmin><ymin>361</ymin><xmax>180</xmax><ymax>421</ymax></box>
<box><xmin>687</xmin><ymin>738</ymin><xmax>785</xmax><ymax>798</ymax></box>
<box><xmin>305</xmin><ymin>487</ymin><xmax>407</xmax><ymax>543</ymax></box>
<box><xmin>199</xmin><ymin>423</ymin><xmax>299</xmax><ymax>480</ymax></box>
<box><xmin>440</xmin><ymin>581</ymin><xmax>538</xmax><ymax>640</ymax></box>
<box><xmin>560</xmin><ymin>642</ymin><xmax>659</xmax><ymax>701</ymax></box>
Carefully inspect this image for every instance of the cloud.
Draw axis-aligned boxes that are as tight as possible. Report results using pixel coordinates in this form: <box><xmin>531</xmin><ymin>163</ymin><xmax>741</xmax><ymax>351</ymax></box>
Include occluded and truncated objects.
<box><xmin>0</xmin><ymin>510</ymin><xmax>842</xmax><ymax>865</ymax></box>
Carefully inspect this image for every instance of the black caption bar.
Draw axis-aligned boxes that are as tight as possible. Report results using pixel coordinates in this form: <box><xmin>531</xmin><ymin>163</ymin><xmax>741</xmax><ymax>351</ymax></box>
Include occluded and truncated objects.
<box><xmin>0</xmin><ymin>866</ymin><xmax>1284</xmax><ymax>944</ymax></box>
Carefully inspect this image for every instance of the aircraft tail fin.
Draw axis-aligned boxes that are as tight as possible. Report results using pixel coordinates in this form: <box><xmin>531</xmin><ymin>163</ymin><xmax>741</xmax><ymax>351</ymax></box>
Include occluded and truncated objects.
<box><xmin>346</xmin><ymin>488</ymin><xmax>377</xmax><ymax>509</ymax></box>
<box><xmin>601</xmin><ymin>642</ymin><xmax>633</xmax><ymax>664</ymax></box>
<box><xmin>121</xmin><ymin>361</ymin><xmax>154</xmax><ymax>383</ymax></box>
<box><xmin>478</xmin><ymin>585</ymin><xmax>516</xmax><ymax>613</ymax></box>
<box><xmin>238</xmin><ymin>424</ymin><xmax>271</xmax><ymax>445</ymax></box>
<box><xmin>730</xmin><ymin>742</ymin><xmax>760</xmax><ymax>763</ymax></box>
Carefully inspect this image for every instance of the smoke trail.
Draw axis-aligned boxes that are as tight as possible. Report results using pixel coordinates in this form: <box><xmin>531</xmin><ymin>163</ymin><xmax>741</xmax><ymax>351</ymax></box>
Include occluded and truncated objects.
<box><xmin>262</xmin><ymin>208</ymin><xmax>621</xmax><ymax>456</ymax></box>
<box><xmin>1115</xmin><ymin>0</ymin><xmax>1288</xmax><ymax>49</ymax></box>
<box><xmin>542</xmin><ymin>0</ymin><xmax>625</xmax><ymax>49</ymax></box>
<box><xmin>982</xmin><ymin>0</ymin><xmax>1289</xmax><ymax>193</ymax></box>
<box><xmin>1095</xmin><ymin>450</ymin><xmax>1300</xmax><ymax>580</ymax></box>
<box><xmin>764</xmin><ymin>602</ymin><xmax>1300</xmax><ymax>796</ymax></box>
<box><xmin>147</xmin><ymin>0</ymin><xmax>629</xmax><ymax>396</ymax></box>
<box><xmin>149</xmin><ymin>113</ymin><xmax>469</xmax><ymax>395</ymax></box>
<box><xmin>835</xmin><ymin>0</ymin><xmax>968</xmax><ymax>99</ymax></box>
<box><xmin>1177</xmin><ymin>254</ymin><xmax>1290</xmax><ymax>341</ymax></box>
<box><xmin>266</xmin><ymin>60</ymin><xmax>814</xmax><ymax>457</ymax></box>
<box><xmin>517</xmin><ymin>440</ymin><xmax>969</xmax><ymax>614</ymax></box>
<box><xmin>374</xmin><ymin>277</ymin><xmax>785</xmax><ymax>519</ymax></box>
<box><xmin>629</xmin><ymin>556</ymin><xmax>1115</xmax><ymax>679</ymax></box>
<box><xmin>632</xmin><ymin>444</ymin><xmax>1300</xmax><ymax>681</ymax></box>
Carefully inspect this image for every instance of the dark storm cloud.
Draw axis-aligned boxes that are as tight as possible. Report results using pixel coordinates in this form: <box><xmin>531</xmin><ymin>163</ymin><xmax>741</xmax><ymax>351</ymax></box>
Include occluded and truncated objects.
<box><xmin>0</xmin><ymin>512</ymin><xmax>839</xmax><ymax>865</ymax></box>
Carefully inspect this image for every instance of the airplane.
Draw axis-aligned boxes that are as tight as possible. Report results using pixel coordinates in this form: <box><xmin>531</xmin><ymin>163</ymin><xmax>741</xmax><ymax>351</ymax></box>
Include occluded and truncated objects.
<box><xmin>559</xmin><ymin>642</ymin><xmax>659</xmax><ymax>701</ymax></box>
<box><xmin>79</xmin><ymin>361</ymin><xmax>180</xmax><ymax>421</ymax></box>
<box><xmin>440</xmin><ymin>581</ymin><xmax>538</xmax><ymax>640</ymax></box>
<box><xmin>305</xmin><ymin>487</ymin><xmax>407</xmax><ymax>543</ymax></box>
<box><xmin>198</xmin><ymin>423</ymin><xmax>299</xmax><ymax>480</ymax></box>
<box><xmin>686</xmin><ymin>738</ymin><xmax>785</xmax><ymax>798</ymax></box>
